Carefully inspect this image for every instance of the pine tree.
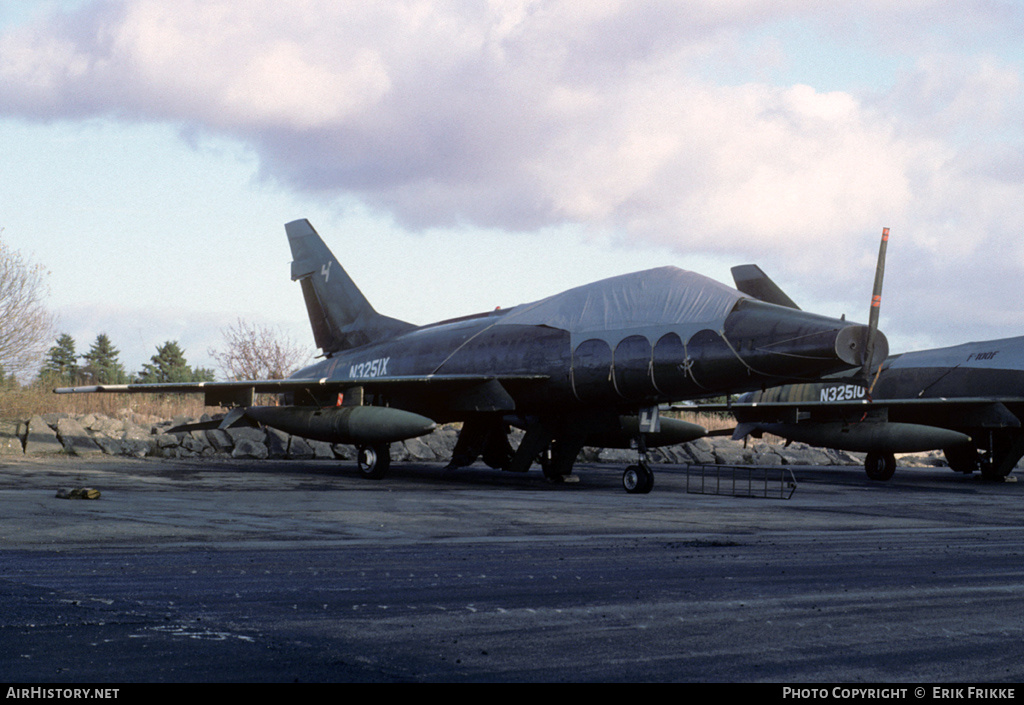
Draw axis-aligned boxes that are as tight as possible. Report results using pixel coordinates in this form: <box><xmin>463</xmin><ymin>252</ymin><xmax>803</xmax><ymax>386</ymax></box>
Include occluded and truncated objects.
<box><xmin>39</xmin><ymin>333</ymin><xmax>78</xmax><ymax>384</ymax></box>
<box><xmin>137</xmin><ymin>340</ymin><xmax>212</xmax><ymax>383</ymax></box>
<box><xmin>192</xmin><ymin>365</ymin><xmax>216</xmax><ymax>383</ymax></box>
<box><xmin>80</xmin><ymin>333</ymin><xmax>127</xmax><ymax>385</ymax></box>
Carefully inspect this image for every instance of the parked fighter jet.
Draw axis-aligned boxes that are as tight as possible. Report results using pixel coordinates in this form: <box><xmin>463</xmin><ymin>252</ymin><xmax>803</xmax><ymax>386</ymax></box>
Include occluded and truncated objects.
<box><xmin>718</xmin><ymin>261</ymin><xmax>1024</xmax><ymax>482</ymax></box>
<box><xmin>56</xmin><ymin>220</ymin><xmax>888</xmax><ymax>492</ymax></box>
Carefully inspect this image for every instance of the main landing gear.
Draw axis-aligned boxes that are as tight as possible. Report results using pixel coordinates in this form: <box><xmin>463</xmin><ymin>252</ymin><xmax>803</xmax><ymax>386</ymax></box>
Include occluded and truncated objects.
<box><xmin>357</xmin><ymin>443</ymin><xmax>391</xmax><ymax>479</ymax></box>
<box><xmin>864</xmin><ymin>450</ymin><xmax>896</xmax><ymax>481</ymax></box>
<box><xmin>385</xmin><ymin>411</ymin><xmax>669</xmax><ymax>493</ymax></box>
<box><xmin>944</xmin><ymin>436</ymin><xmax>1021</xmax><ymax>481</ymax></box>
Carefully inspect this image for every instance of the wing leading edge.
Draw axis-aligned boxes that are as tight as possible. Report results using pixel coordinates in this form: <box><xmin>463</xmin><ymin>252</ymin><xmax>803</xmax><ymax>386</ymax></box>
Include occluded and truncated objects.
<box><xmin>54</xmin><ymin>374</ymin><xmax>550</xmax><ymax>410</ymax></box>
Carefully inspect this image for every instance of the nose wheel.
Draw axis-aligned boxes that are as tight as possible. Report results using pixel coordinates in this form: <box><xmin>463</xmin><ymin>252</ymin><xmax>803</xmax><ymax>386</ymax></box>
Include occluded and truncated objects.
<box><xmin>623</xmin><ymin>429</ymin><xmax>656</xmax><ymax>494</ymax></box>
<box><xmin>623</xmin><ymin>461</ymin><xmax>654</xmax><ymax>494</ymax></box>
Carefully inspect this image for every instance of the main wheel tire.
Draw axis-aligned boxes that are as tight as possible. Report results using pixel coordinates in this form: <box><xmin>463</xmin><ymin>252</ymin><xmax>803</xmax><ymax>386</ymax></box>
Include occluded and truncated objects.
<box><xmin>541</xmin><ymin>460</ymin><xmax>565</xmax><ymax>483</ymax></box>
<box><xmin>623</xmin><ymin>463</ymin><xmax>654</xmax><ymax>494</ymax></box>
<box><xmin>944</xmin><ymin>445</ymin><xmax>979</xmax><ymax>474</ymax></box>
<box><xmin>357</xmin><ymin>443</ymin><xmax>391</xmax><ymax>480</ymax></box>
<box><xmin>980</xmin><ymin>458</ymin><xmax>1013</xmax><ymax>481</ymax></box>
<box><xmin>864</xmin><ymin>451</ymin><xmax>896</xmax><ymax>481</ymax></box>
<box><xmin>539</xmin><ymin>440</ymin><xmax>577</xmax><ymax>483</ymax></box>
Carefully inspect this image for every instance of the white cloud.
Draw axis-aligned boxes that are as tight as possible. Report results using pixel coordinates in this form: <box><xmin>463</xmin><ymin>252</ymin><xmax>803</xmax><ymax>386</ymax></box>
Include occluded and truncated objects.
<box><xmin>3</xmin><ymin>0</ymin><xmax>1024</xmax><ymax>348</ymax></box>
<box><xmin>0</xmin><ymin>1</ymin><xmax>927</xmax><ymax>245</ymax></box>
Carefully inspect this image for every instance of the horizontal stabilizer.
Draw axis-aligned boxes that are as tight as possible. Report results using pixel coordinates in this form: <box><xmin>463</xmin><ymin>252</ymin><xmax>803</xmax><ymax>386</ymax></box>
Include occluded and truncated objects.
<box><xmin>167</xmin><ymin>407</ymin><xmax>255</xmax><ymax>434</ymax></box>
<box><xmin>730</xmin><ymin>422</ymin><xmax>760</xmax><ymax>441</ymax></box>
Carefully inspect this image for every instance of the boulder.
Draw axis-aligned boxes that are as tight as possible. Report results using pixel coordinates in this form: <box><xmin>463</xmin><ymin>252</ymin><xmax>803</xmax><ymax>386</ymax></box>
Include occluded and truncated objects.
<box><xmin>231</xmin><ymin>437</ymin><xmax>269</xmax><ymax>459</ymax></box>
<box><xmin>226</xmin><ymin>426</ymin><xmax>266</xmax><ymax>446</ymax></box>
<box><xmin>91</xmin><ymin>435</ymin><xmax>126</xmax><ymax>455</ymax></box>
<box><xmin>56</xmin><ymin>418</ymin><xmax>105</xmax><ymax>457</ymax></box>
<box><xmin>84</xmin><ymin>415</ymin><xmax>123</xmax><ymax>435</ymax></box>
<box><xmin>205</xmin><ymin>429</ymin><xmax>234</xmax><ymax>454</ymax></box>
<box><xmin>333</xmin><ymin>443</ymin><xmax>357</xmax><ymax>460</ymax></box>
<box><xmin>309</xmin><ymin>439</ymin><xmax>336</xmax><ymax>459</ymax></box>
<box><xmin>596</xmin><ymin>448</ymin><xmax>635</xmax><ymax>464</ymax></box>
<box><xmin>423</xmin><ymin>426</ymin><xmax>459</xmax><ymax>458</ymax></box>
<box><xmin>681</xmin><ymin>438</ymin><xmax>717</xmax><ymax>465</ymax></box>
<box><xmin>712</xmin><ymin>443</ymin><xmax>750</xmax><ymax>465</ymax></box>
<box><xmin>777</xmin><ymin>442</ymin><xmax>838</xmax><ymax>466</ymax></box>
<box><xmin>402</xmin><ymin>436</ymin><xmax>438</xmax><ymax>461</ymax></box>
<box><xmin>181</xmin><ymin>431</ymin><xmax>213</xmax><ymax>456</ymax></box>
<box><xmin>24</xmin><ymin>416</ymin><xmax>65</xmax><ymax>455</ymax></box>
<box><xmin>120</xmin><ymin>424</ymin><xmax>155</xmax><ymax>457</ymax></box>
<box><xmin>154</xmin><ymin>433</ymin><xmax>181</xmax><ymax>449</ymax></box>
<box><xmin>0</xmin><ymin>420</ymin><xmax>24</xmax><ymax>454</ymax></box>
<box><xmin>264</xmin><ymin>428</ymin><xmax>290</xmax><ymax>458</ymax></box>
<box><xmin>286</xmin><ymin>435</ymin><xmax>315</xmax><ymax>459</ymax></box>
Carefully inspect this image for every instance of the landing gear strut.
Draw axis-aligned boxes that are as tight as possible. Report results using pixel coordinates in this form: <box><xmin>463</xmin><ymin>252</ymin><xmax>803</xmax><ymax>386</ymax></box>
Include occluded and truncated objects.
<box><xmin>623</xmin><ymin>430</ymin><xmax>655</xmax><ymax>494</ymax></box>
<box><xmin>357</xmin><ymin>443</ymin><xmax>390</xmax><ymax>479</ymax></box>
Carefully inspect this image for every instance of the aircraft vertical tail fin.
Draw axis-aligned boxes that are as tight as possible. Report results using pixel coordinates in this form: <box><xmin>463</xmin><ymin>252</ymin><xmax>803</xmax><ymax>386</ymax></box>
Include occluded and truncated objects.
<box><xmin>730</xmin><ymin>265</ymin><xmax>801</xmax><ymax>310</ymax></box>
<box><xmin>286</xmin><ymin>219</ymin><xmax>414</xmax><ymax>354</ymax></box>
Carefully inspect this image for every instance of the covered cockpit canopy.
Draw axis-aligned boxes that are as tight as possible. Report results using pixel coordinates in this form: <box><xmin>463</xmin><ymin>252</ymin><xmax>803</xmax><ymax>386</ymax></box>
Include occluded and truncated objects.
<box><xmin>496</xmin><ymin>266</ymin><xmax>748</xmax><ymax>347</ymax></box>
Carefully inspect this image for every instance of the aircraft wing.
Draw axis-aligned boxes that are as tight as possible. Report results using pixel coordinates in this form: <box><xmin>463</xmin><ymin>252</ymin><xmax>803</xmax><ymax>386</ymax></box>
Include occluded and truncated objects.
<box><xmin>685</xmin><ymin>396</ymin><xmax>1024</xmax><ymax>441</ymax></box>
<box><xmin>688</xmin><ymin>397</ymin><xmax>1024</xmax><ymax>412</ymax></box>
<box><xmin>54</xmin><ymin>374</ymin><xmax>548</xmax><ymax>394</ymax></box>
<box><xmin>55</xmin><ymin>379</ymin><xmax>318</xmax><ymax>395</ymax></box>
<box><xmin>55</xmin><ymin>374</ymin><xmax>549</xmax><ymax>412</ymax></box>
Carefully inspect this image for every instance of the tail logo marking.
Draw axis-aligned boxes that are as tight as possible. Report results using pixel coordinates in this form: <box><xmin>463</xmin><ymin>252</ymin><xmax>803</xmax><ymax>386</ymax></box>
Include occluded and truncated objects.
<box><xmin>321</xmin><ymin>261</ymin><xmax>332</xmax><ymax>283</ymax></box>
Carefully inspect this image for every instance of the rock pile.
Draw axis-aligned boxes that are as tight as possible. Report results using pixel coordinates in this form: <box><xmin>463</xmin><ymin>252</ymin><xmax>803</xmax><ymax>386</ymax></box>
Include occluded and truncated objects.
<box><xmin>0</xmin><ymin>412</ymin><xmax>950</xmax><ymax>468</ymax></box>
<box><xmin>0</xmin><ymin>412</ymin><xmax>463</xmax><ymax>462</ymax></box>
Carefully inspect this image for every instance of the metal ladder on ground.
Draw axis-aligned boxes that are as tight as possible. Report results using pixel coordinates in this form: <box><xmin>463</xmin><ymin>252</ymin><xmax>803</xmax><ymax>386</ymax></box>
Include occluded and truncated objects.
<box><xmin>684</xmin><ymin>464</ymin><xmax>797</xmax><ymax>499</ymax></box>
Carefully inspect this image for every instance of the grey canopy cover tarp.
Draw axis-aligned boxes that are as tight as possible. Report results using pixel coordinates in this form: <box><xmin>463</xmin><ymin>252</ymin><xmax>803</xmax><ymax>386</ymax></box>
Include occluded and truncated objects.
<box><xmin>496</xmin><ymin>266</ymin><xmax>748</xmax><ymax>347</ymax></box>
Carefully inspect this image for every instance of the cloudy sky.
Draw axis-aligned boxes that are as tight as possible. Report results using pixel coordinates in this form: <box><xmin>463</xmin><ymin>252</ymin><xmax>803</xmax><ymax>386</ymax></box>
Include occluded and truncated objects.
<box><xmin>1</xmin><ymin>0</ymin><xmax>1022</xmax><ymax>377</ymax></box>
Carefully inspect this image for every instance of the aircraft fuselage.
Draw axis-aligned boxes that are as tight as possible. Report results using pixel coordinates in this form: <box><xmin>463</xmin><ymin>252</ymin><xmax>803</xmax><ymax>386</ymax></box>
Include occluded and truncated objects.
<box><xmin>293</xmin><ymin>296</ymin><xmax>880</xmax><ymax>424</ymax></box>
<box><xmin>734</xmin><ymin>335</ymin><xmax>1024</xmax><ymax>479</ymax></box>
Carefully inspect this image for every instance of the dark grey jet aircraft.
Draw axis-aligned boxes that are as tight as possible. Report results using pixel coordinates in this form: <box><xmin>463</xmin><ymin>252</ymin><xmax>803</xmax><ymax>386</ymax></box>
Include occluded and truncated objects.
<box><xmin>56</xmin><ymin>219</ymin><xmax>887</xmax><ymax>493</ymax></box>
<box><xmin>718</xmin><ymin>264</ymin><xmax>1024</xmax><ymax>482</ymax></box>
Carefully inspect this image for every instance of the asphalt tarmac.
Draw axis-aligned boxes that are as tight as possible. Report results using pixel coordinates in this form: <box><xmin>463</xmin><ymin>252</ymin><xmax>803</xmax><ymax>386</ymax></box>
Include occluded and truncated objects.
<box><xmin>1</xmin><ymin>455</ymin><xmax>1022</xmax><ymax>683</ymax></box>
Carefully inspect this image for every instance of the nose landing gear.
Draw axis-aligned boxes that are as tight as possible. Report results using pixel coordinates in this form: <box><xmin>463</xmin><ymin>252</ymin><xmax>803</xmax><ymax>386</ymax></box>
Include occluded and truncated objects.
<box><xmin>623</xmin><ymin>461</ymin><xmax>654</xmax><ymax>494</ymax></box>
<box><xmin>623</xmin><ymin>419</ymin><xmax>656</xmax><ymax>494</ymax></box>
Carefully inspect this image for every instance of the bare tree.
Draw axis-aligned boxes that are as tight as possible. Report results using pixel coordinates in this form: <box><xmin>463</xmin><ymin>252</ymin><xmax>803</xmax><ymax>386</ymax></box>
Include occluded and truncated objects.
<box><xmin>0</xmin><ymin>232</ymin><xmax>55</xmax><ymax>381</ymax></box>
<box><xmin>209</xmin><ymin>318</ymin><xmax>311</xmax><ymax>381</ymax></box>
